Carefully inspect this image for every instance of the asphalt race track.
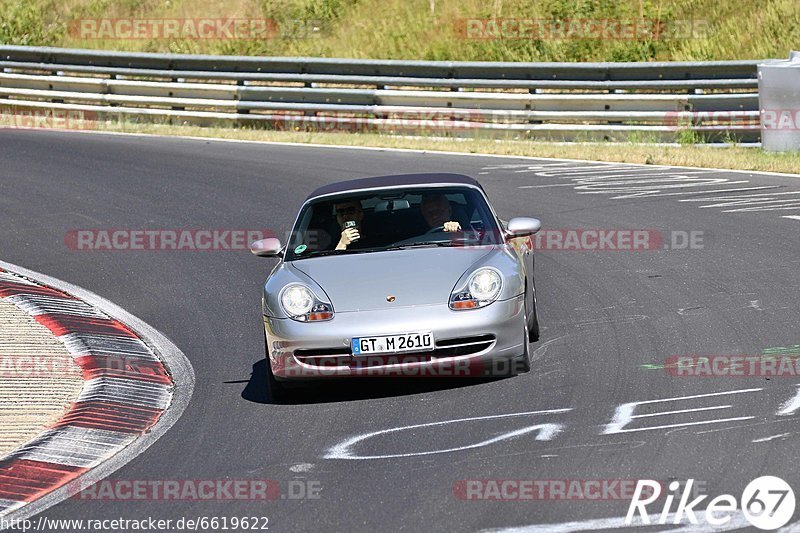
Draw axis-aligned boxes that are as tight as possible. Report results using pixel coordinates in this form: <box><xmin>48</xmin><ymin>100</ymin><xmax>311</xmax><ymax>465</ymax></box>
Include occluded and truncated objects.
<box><xmin>1</xmin><ymin>129</ymin><xmax>800</xmax><ymax>531</ymax></box>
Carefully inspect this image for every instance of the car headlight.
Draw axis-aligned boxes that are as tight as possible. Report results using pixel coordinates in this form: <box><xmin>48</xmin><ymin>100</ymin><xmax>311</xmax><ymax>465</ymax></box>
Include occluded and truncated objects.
<box><xmin>450</xmin><ymin>268</ymin><xmax>503</xmax><ymax>310</ymax></box>
<box><xmin>280</xmin><ymin>284</ymin><xmax>333</xmax><ymax>322</ymax></box>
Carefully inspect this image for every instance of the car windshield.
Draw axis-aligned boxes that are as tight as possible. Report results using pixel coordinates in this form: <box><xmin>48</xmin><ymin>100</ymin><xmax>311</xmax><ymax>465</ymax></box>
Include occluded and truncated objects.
<box><xmin>284</xmin><ymin>186</ymin><xmax>503</xmax><ymax>261</ymax></box>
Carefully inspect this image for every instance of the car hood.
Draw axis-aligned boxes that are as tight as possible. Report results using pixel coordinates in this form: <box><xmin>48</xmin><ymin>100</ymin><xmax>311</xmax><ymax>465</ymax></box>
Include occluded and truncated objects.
<box><xmin>291</xmin><ymin>247</ymin><xmax>496</xmax><ymax>312</ymax></box>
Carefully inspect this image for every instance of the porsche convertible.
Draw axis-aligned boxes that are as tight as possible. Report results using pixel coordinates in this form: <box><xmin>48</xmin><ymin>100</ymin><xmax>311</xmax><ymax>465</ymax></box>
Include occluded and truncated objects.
<box><xmin>251</xmin><ymin>173</ymin><xmax>541</xmax><ymax>398</ymax></box>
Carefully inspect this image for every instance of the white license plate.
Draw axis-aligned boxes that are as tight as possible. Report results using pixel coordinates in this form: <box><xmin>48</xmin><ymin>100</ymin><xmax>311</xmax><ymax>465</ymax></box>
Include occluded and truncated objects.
<box><xmin>352</xmin><ymin>332</ymin><xmax>435</xmax><ymax>356</ymax></box>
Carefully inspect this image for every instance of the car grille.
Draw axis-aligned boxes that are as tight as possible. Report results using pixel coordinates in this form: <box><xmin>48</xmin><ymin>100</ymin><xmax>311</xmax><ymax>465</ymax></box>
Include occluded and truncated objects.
<box><xmin>293</xmin><ymin>334</ymin><xmax>496</xmax><ymax>368</ymax></box>
<box><xmin>434</xmin><ymin>334</ymin><xmax>495</xmax><ymax>357</ymax></box>
<box><xmin>293</xmin><ymin>347</ymin><xmax>352</xmax><ymax>367</ymax></box>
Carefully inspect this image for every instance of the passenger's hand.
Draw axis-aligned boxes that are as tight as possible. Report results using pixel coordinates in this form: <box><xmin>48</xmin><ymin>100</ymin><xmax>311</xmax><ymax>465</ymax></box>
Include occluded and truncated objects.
<box><xmin>336</xmin><ymin>227</ymin><xmax>360</xmax><ymax>250</ymax></box>
<box><xmin>443</xmin><ymin>221</ymin><xmax>462</xmax><ymax>232</ymax></box>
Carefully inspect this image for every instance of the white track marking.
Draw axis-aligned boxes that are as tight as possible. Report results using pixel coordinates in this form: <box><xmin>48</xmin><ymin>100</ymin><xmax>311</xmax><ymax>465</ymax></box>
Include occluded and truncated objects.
<box><xmin>487</xmin><ymin>511</ymin><xmax>752</xmax><ymax>532</ymax></box>
<box><xmin>784</xmin><ymin>215</ymin><xmax>800</xmax><ymax>221</ymax></box>
<box><xmin>574</xmin><ymin>315</ymin><xmax>647</xmax><ymax>327</ymax></box>
<box><xmin>324</xmin><ymin>409</ymin><xmax>571</xmax><ymax>460</ymax></box>
<box><xmin>596</xmin><ymin>185</ymin><xmax>778</xmax><ymax>199</ymax></box>
<box><xmin>578</xmin><ymin>178</ymin><xmax>742</xmax><ymax>199</ymax></box>
<box><xmin>723</xmin><ymin>203</ymin><xmax>800</xmax><ymax>213</ymax></box>
<box><xmin>681</xmin><ymin>190</ymin><xmax>800</xmax><ymax>202</ymax></box>
<box><xmin>680</xmin><ymin>191</ymin><xmax>800</xmax><ymax>211</ymax></box>
<box><xmin>603</xmin><ymin>389</ymin><xmax>762</xmax><ymax>435</ymax></box>
<box><xmin>486</xmin><ymin>160</ymin><xmax>799</xmax><ymax>218</ymax></box>
<box><xmin>627</xmin><ymin>405</ymin><xmax>733</xmax><ymax>419</ymax></box>
<box><xmin>752</xmin><ymin>433</ymin><xmax>791</xmax><ymax>443</ymax></box>
<box><xmin>777</xmin><ymin>386</ymin><xmax>800</xmax><ymax>416</ymax></box>
<box><xmin>518</xmin><ymin>183</ymin><xmax>581</xmax><ymax>188</ymax></box>
<box><xmin>606</xmin><ymin>181</ymin><xmax>750</xmax><ymax>199</ymax></box>
<box><xmin>530</xmin><ymin>335</ymin><xmax>567</xmax><ymax>363</ymax></box>
<box><xmin>541</xmin><ymin>167</ymin><xmax>693</xmax><ymax>177</ymax></box>
<box><xmin>605</xmin><ymin>416</ymin><xmax>755</xmax><ymax>434</ymax></box>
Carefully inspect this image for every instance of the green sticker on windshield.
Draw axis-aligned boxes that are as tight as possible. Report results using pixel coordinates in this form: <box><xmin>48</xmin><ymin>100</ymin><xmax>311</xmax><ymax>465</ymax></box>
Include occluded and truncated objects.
<box><xmin>294</xmin><ymin>244</ymin><xmax>308</xmax><ymax>254</ymax></box>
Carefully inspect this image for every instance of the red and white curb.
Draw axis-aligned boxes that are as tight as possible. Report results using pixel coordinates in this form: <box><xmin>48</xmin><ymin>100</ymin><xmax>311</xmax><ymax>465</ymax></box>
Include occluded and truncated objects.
<box><xmin>0</xmin><ymin>261</ymin><xmax>194</xmax><ymax>524</ymax></box>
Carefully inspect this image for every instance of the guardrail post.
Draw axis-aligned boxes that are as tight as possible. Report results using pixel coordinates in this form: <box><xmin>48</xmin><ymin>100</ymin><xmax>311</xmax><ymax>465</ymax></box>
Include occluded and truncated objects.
<box><xmin>759</xmin><ymin>51</ymin><xmax>800</xmax><ymax>151</ymax></box>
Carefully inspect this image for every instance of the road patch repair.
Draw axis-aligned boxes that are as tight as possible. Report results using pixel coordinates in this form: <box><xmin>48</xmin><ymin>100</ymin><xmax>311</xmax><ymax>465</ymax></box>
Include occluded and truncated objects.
<box><xmin>0</xmin><ymin>262</ymin><xmax>193</xmax><ymax>523</ymax></box>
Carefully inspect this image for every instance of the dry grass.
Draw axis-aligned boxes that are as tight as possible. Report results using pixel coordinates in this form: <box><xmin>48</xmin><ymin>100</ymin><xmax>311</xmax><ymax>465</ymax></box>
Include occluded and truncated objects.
<box><xmin>2</xmin><ymin>0</ymin><xmax>797</xmax><ymax>60</ymax></box>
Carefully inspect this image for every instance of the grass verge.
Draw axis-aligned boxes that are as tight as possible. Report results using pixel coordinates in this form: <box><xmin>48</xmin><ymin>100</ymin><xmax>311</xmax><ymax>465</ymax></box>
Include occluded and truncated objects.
<box><xmin>89</xmin><ymin>120</ymin><xmax>800</xmax><ymax>174</ymax></box>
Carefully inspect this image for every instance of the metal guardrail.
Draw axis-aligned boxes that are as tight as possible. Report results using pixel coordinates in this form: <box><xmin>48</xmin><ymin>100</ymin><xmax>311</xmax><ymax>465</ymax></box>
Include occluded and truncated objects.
<box><xmin>0</xmin><ymin>45</ymin><xmax>766</xmax><ymax>142</ymax></box>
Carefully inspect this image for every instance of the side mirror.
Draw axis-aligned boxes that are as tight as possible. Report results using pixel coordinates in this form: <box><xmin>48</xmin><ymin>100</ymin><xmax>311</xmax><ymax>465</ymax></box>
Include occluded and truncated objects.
<box><xmin>506</xmin><ymin>217</ymin><xmax>541</xmax><ymax>237</ymax></box>
<box><xmin>250</xmin><ymin>238</ymin><xmax>283</xmax><ymax>257</ymax></box>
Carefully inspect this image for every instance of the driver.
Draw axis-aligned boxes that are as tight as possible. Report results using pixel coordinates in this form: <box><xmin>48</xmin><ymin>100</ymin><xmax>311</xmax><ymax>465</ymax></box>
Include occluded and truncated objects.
<box><xmin>420</xmin><ymin>193</ymin><xmax>461</xmax><ymax>232</ymax></box>
<box><xmin>333</xmin><ymin>199</ymin><xmax>370</xmax><ymax>251</ymax></box>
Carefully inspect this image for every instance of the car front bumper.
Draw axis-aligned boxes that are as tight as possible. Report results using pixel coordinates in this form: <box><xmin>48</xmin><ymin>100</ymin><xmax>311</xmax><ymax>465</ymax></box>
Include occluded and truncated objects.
<box><xmin>263</xmin><ymin>295</ymin><xmax>526</xmax><ymax>380</ymax></box>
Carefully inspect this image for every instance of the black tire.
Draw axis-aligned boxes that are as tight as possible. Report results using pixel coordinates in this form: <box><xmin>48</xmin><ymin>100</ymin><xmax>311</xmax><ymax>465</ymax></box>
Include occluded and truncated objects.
<box><xmin>527</xmin><ymin>281</ymin><xmax>540</xmax><ymax>342</ymax></box>
<box><xmin>515</xmin><ymin>311</ymin><xmax>532</xmax><ymax>375</ymax></box>
<box><xmin>529</xmin><ymin>302</ymin><xmax>540</xmax><ymax>342</ymax></box>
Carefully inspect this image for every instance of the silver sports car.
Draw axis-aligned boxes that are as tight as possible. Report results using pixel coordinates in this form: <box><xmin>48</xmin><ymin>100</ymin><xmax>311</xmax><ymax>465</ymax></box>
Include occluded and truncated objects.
<box><xmin>251</xmin><ymin>173</ymin><xmax>541</xmax><ymax>398</ymax></box>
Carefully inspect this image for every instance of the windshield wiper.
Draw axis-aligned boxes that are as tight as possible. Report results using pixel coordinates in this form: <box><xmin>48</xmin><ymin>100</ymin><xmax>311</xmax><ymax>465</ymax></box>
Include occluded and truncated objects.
<box><xmin>384</xmin><ymin>240</ymin><xmax>463</xmax><ymax>250</ymax></box>
<box><xmin>292</xmin><ymin>240</ymin><xmax>475</xmax><ymax>258</ymax></box>
<box><xmin>295</xmin><ymin>247</ymin><xmax>382</xmax><ymax>259</ymax></box>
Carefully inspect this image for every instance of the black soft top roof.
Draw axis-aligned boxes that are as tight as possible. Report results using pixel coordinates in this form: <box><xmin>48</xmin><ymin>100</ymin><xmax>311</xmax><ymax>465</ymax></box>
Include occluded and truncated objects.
<box><xmin>305</xmin><ymin>173</ymin><xmax>483</xmax><ymax>202</ymax></box>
